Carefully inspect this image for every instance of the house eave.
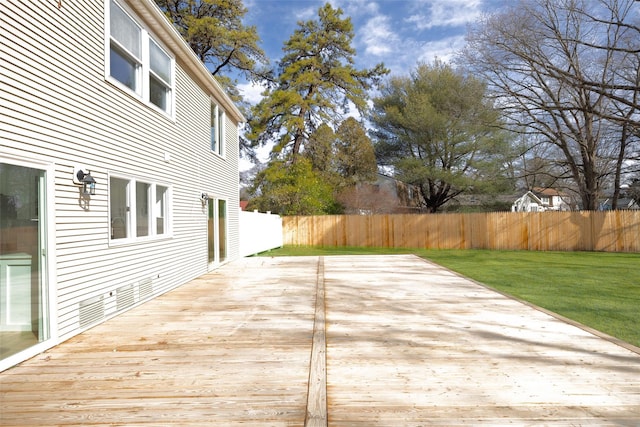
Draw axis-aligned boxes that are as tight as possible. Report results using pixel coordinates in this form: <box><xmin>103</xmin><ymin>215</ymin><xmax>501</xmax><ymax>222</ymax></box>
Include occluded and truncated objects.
<box><xmin>128</xmin><ymin>0</ymin><xmax>246</xmax><ymax>124</ymax></box>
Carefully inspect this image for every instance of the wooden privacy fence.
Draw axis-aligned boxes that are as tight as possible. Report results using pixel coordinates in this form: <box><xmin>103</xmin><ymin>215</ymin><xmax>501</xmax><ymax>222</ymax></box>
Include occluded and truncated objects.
<box><xmin>283</xmin><ymin>211</ymin><xmax>640</xmax><ymax>252</ymax></box>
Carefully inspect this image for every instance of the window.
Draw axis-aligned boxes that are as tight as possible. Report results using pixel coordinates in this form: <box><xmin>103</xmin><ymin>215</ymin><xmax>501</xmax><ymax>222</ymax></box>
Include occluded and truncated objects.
<box><xmin>149</xmin><ymin>40</ymin><xmax>172</xmax><ymax>111</ymax></box>
<box><xmin>156</xmin><ymin>185</ymin><xmax>167</xmax><ymax>234</ymax></box>
<box><xmin>210</xmin><ymin>102</ymin><xmax>225</xmax><ymax>156</ymax></box>
<box><xmin>109</xmin><ymin>0</ymin><xmax>141</xmax><ymax>92</ymax></box>
<box><xmin>110</xmin><ymin>177</ymin><xmax>130</xmax><ymax>239</ymax></box>
<box><xmin>108</xmin><ymin>0</ymin><xmax>174</xmax><ymax>115</ymax></box>
<box><xmin>110</xmin><ymin>176</ymin><xmax>170</xmax><ymax>241</ymax></box>
<box><xmin>136</xmin><ymin>181</ymin><xmax>150</xmax><ymax>237</ymax></box>
<box><xmin>218</xmin><ymin>109</ymin><xmax>225</xmax><ymax>155</ymax></box>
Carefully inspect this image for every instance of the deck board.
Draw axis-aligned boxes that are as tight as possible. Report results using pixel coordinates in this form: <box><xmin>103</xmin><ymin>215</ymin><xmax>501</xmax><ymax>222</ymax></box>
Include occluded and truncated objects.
<box><xmin>1</xmin><ymin>257</ymin><xmax>319</xmax><ymax>426</ymax></box>
<box><xmin>2</xmin><ymin>254</ymin><xmax>640</xmax><ymax>426</ymax></box>
<box><xmin>323</xmin><ymin>255</ymin><xmax>640</xmax><ymax>426</ymax></box>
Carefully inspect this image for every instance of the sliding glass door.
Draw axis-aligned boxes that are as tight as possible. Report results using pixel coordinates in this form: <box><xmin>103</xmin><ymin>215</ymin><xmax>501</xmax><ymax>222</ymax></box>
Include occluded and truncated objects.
<box><xmin>217</xmin><ymin>199</ymin><xmax>227</xmax><ymax>263</ymax></box>
<box><xmin>207</xmin><ymin>198</ymin><xmax>227</xmax><ymax>269</ymax></box>
<box><xmin>0</xmin><ymin>162</ymin><xmax>49</xmax><ymax>362</ymax></box>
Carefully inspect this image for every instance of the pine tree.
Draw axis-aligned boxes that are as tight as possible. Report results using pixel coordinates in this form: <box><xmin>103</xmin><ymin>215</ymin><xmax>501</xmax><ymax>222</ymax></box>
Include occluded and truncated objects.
<box><xmin>154</xmin><ymin>0</ymin><xmax>270</xmax><ymax>84</ymax></box>
<box><xmin>335</xmin><ymin>117</ymin><xmax>377</xmax><ymax>186</ymax></box>
<box><xmin>249</xmin><ymin>3</ymin><xmax>388</xmax><ymax>159</ymax></box>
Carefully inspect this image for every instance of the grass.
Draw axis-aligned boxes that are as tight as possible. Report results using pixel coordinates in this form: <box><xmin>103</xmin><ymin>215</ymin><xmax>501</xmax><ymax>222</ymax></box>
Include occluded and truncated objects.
<box><xmin>259</xmin><ymin>246</ymin><xmax>640</xmax><ymax>348</ymax></box>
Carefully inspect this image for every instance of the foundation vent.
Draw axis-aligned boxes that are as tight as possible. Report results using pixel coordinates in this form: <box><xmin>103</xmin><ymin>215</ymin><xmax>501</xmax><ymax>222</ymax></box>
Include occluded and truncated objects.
<box><xmin>139</xmin><ymin>278</ymin><xmax>153</xmax><ymax>300</ymax></box>
<box><xmin>117</xmin><ymin>285</ymin><xmax>135</xmax><ymax>311</ymax></box>
<box><xmin>79</xmin><ymin>295</ymin><xmax>105</xmax><ymax>328</ymax></box>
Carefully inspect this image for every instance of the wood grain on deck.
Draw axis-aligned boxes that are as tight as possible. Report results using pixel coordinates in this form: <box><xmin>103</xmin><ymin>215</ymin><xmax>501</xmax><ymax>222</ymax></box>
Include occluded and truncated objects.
<box><xmin>1</xmin><ymin>255</ymin><xmax>639</xmax><ymax>426</ymax></box>
<box><xmin>1</xmin><ymin>257</ymin><xmax>319</xmax><ymax>426</ymax></box>
<box><xmin>323</xmin><ymin>255</ymin><xmax>640</xmax><ymax>426</ymax></box>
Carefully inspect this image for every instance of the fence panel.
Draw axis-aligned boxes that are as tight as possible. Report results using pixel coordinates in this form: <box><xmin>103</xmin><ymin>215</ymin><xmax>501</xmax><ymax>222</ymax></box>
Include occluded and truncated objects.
<box><xmin>282</xmin><ymin>211</ymin><xmax>640</xmax><ymax>252</ymax></box>
<box><xmin>239</xmin><ymin>210</ymin><xmax>283</xmax><ymax>256</ymax></box>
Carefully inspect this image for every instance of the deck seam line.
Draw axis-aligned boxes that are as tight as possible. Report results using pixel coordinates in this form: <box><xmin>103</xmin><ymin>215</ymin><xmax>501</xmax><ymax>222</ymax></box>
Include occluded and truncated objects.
<box><xmin>304</xmin><ymin>256</ymin><xmax>328</xmax><ymax>427</ymax></box>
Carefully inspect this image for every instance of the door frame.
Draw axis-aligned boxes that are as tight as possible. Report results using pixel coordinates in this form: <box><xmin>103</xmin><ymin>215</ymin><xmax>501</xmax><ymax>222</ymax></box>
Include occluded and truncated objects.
<box><xmin>206</xmin><ymin>196</ymin><xmax>228</xmax><ymax>271</ymax></box>
<box><xmin>0</xmin><ymin>155</ymin><xmax>56</xmax><ymax>372</ymax></box>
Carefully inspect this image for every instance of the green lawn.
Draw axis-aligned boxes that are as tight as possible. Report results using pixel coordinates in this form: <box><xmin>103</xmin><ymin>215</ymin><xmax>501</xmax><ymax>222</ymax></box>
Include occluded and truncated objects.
<box><xmin>260</xmin><ymin>246</ymin><xmax>640</xmax><ymax>348</ymax></box>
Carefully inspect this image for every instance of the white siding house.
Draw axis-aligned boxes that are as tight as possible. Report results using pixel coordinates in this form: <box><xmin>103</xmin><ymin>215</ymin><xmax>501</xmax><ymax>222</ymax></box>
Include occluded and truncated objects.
<box><xmin>0</xmin><ymin>0</ymin><xmax>244</xmax><ymax>371</ymax></box>
<box><xmin>511</xmin><ymin>188</ymin><xmax>572</xmax><ymax>212</ymax></box>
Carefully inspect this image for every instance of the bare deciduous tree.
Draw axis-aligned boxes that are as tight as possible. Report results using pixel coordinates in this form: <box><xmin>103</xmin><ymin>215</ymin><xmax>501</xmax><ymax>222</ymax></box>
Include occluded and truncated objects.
<box><xmin>461</xmin><ymin>0</ymin><xmax>640</xmax><ymax>210</ymax></box>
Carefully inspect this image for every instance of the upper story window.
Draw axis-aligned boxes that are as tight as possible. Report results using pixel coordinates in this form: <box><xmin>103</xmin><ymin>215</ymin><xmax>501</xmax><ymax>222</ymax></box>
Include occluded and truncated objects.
<box><xmin>107</xmin><ymin>0</ymin><xmax>174</xmax><ymax>116</ymax></box>
<box><xmin>109</xmin><ymin>0</ymin><xmax>141</xmax><ymax>91</ymax></box>
<box><xmin>210</xmin><ymin>102</ymin><xmax>225</xmax><ymax>156</ymax></box>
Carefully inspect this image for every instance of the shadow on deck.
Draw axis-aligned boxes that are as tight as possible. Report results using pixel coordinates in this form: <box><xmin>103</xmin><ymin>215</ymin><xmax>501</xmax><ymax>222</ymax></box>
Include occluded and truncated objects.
<box><xmin>2</xmin><ymin>255</ymin><xmax>639</xmax><ymax>426</ymax></box>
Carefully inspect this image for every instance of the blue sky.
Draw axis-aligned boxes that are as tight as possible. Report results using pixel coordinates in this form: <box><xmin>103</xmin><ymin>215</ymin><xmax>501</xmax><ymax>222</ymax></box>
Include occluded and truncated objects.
<box><xmin>238</xmin><ymin>0</ymin><xmax>505</xmax><ymax>103</ymax></box>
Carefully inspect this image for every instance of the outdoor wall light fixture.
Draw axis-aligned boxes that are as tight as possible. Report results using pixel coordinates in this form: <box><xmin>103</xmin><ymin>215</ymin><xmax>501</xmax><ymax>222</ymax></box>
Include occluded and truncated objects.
<box><xmin>76</xmin><ymin>169</ymin><xmax>96</xmax><ymax>196</ymax></box>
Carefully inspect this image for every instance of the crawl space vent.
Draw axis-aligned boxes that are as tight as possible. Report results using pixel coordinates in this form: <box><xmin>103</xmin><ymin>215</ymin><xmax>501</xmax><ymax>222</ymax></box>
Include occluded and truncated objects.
<box><xmin>79</xmin><ymin>295</ymin><xmax>105</xmax><ymax>328</ymax></box>
<box><xmin>117</xmin><ymin>285</ymin><xmax>135</xmax><ymax>311</ymax></box>
<box><xmin>139</xmin><ymin>278</ymin><xmax>153</xmax><ymax>299</ymax></box>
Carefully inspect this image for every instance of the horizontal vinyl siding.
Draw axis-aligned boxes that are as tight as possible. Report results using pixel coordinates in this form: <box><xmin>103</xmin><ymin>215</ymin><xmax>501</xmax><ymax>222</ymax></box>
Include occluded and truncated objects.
<box><xmin>222</xmin><ymin>119</ymin><xmax>240</xmax><ymax>261</ymax></box>
<box><xmin>1</xmin><ymin>0</ymin><xmax>240</xmax><ymax>342</ymax></box>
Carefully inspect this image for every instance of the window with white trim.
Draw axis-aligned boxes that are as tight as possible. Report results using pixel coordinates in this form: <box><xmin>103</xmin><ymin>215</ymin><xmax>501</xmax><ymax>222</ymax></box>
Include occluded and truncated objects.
<box><xmin>155</xmin><ymin>185</ymin><xmax>168</xmax><ymax>234</ymax></box>
<box><xmin>110</xmin><ymin>176</ymin><xmax>170</xmax><ymax>241</ymax></box>
<box><xmin>210</xmin><ymin>102</ymin><xmax>225</xmax><ymax>156</ymax></box>
<box><xmin>108</xmin><ymin>0</ymin><xmax>174</xmax><ymax>115</ymax></box>
<box><xmin>136</xmin><ymin>181</ymin><xmax>150</xmax><ymax>237</ymax></box>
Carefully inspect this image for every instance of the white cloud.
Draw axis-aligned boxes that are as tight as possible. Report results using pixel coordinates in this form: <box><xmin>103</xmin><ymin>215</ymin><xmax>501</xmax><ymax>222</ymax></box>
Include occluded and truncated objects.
<box><xmin>334</xmin><ymin>0</ymin><xmax>380</xmax><ymax>16</ymax></box>
<box><xmin>415</xmin><ymin>35</ymin><xmax>468</xmax><ymax>63</ymax></box>
<box><xmin>406</xmin><ymin>0</ymin><xmax>483</xmax><ymax>30</ymax></box>
<box><xmin>240</xmin><ymin>143</ymin><xmax>273</xmax><ymax>171</ymax></box>
<box><xmin>294</xmin><ymin>5</ymin><xmax>319</xmax><ymax>21</ymax></box>
<box><xmin>238</xmin><ymin>81</ymin><xmax>266</xmax><ymax>105</ymax></box>
<box><xmin>361</xmin><ymin>15</ymin><xmax>400</xmax><ymax>56</ymax></box>
<box><xmin>379</xmin><ymin>34</ymin><xmax>467</xmax><ymax>76</ymax></box>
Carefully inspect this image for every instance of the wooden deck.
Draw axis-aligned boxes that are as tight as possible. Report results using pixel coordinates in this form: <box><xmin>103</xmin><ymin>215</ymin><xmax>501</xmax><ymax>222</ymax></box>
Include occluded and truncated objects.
<box><xmin>2</xmin><ymin>255</ymin><xmax>640</xmax><ymax>426</ymax></box>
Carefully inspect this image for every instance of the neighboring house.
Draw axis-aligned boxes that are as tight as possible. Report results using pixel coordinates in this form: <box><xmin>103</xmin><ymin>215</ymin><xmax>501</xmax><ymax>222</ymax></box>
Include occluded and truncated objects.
<box><xmin>338</xmin><ymin>174</ymin><xmax>425</xmax><ymax>214</ymax></box>
<box><xmin>599</xmin><ymin>198</ymin><xmax>640</xmax><ymax>211</ymax></box>
<box><xmin>511</xmin><ymin>188</ymin><xmax>572</xmax><ymax>212</ymax></box>
<box><xmin>443</xmin><ymin>194</ymin><xmax>516</xmax><ymax>212</ymax></box>
<box><xmin>0</xmin><ymin>0</ymin><xmax>244</xmax><ymax>371</ymax></box>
